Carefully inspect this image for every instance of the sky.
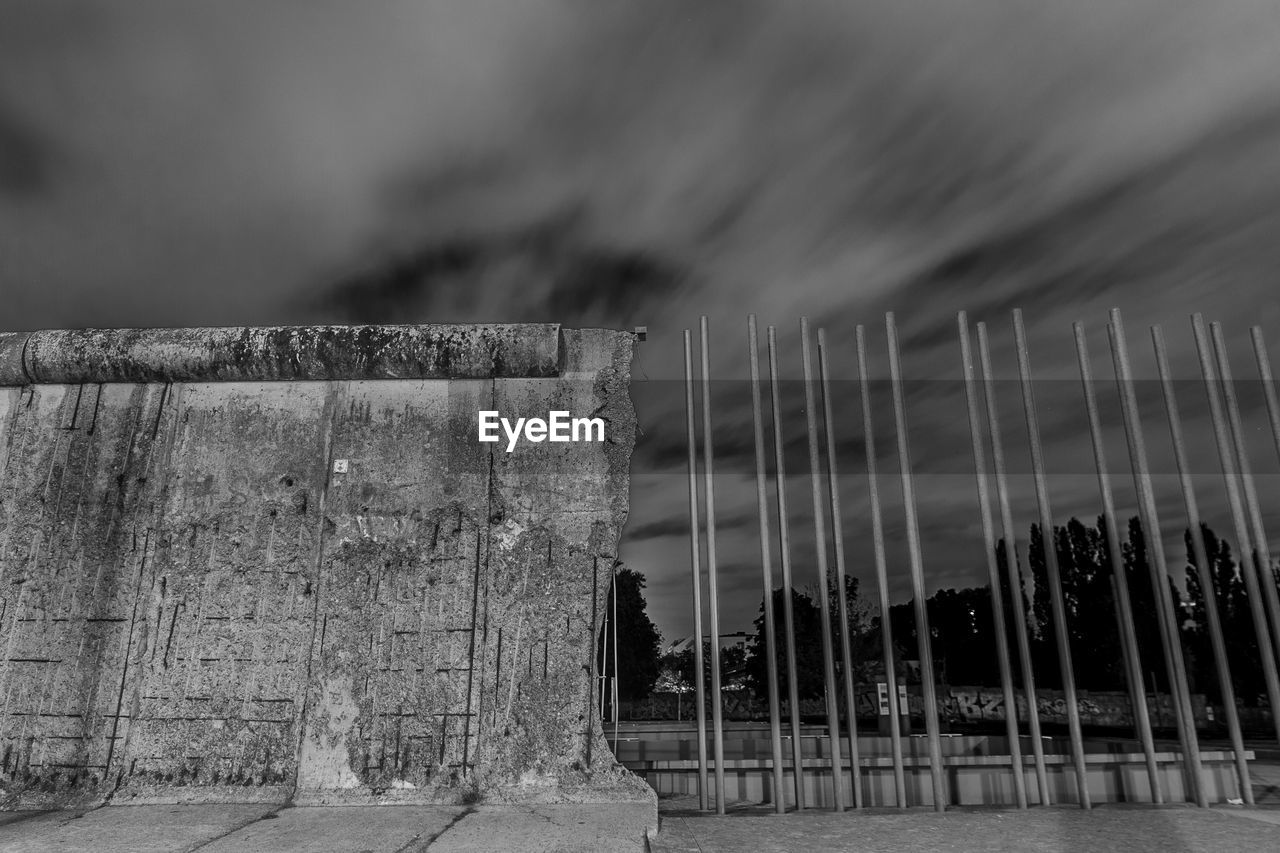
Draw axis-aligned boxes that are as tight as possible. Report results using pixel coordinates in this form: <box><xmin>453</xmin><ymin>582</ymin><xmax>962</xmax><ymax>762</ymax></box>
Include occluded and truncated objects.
<box><xmin>4</xmin><ymin>1</ymin><xmax>1280</xmax><ymax>643</ymax></box>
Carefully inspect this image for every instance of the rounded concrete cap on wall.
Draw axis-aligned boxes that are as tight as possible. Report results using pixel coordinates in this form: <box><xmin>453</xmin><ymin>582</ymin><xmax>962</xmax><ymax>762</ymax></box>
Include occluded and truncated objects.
<box><xmin>0</xmin><ymin>324</ymin><xmax>565</xmax><ymax>385</ymax></box>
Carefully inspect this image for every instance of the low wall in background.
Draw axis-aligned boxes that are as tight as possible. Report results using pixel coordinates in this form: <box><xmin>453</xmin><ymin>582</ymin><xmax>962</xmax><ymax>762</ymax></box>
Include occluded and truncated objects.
<box><xmin>0</xmin><ymin>323</ymin><xmax>652</xmax><ymax>824</ymax></box>
<box><xmin>622</xmin><ymin>686</ymin><xmax>1272</xmax><ymax>730</ymax></box>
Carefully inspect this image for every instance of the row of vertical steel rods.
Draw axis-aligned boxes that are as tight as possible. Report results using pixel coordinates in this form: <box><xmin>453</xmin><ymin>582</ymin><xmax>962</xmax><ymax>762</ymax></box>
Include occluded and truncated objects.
<box><xmin>686</xmin><ymin>315</ymin><xmax>917</xmax><ymax>812</ymax></box>
<box><xmin>746</xmin><ymin>316</ymin><xmax>787</xmax><ymax>813</ymax></box>
<box><xmin>1209</xmin><ymin>321</ymin><xmax>1280</xmax><ymax>666</ymax></box>
<box><xmin>1109</xmin><ymin>310</ymin><xmax>1206</xmax><ymax>807</ymax></box>
<box><xmin>801</xmin><ymin>317</ymin><xmax>849</xmax><ymax>812</ymax></box>
<box><xmin>1194</xmin><ymin>315</ymin><xmax>1280</xmax><ymax>744</ymax></box>
<box><xmin>884</xmin><ymin>313</ymin><xmax>949</xmax><ymax>810</ymax></box>
<box><xmin>1013</xmin><ymin>308</ymin><xmax>1094</xmax><ymax>807</ymax></box>
<box><xmin>684</xmin><ymin>310</ymin><xmax>1280</xmax><ymax>813</ymax></box>
<box><xmin>680</xmin><ymin>330</ymin><xmax>709</xmax><ymax>812</ymax></box>
<box><xmin>975</xmin><ymin>322</ymin><xmax>1052</xmax><ymax>804</ymax></box>
<box><xmin>1073</xmin><ymin>321</ymin><xmax>1164</xmax><ymax>803</ymax></box>
<box><xmin>957</xmin><ymin>312</ymin><xmax>1028</xmax><ymax>809</ymax></box>
<box><xmin>818</xmin><ymin>326</ymin><xmax>865</xmax><ymax>810</ymax></box>
<box><xmin>1151</xmin><ymin>325</ymin><xmax>1252</xmax><ymax>803</ymax></box>
<box><xmin>856</xmin><ymin>323</ymin><xmax>909</xmax><ymax>807</ymax></box>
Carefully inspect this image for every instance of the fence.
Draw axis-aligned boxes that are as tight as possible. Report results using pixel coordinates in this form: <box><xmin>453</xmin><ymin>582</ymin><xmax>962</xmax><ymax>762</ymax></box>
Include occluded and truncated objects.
<box><xmin>682</xmin><ymin>308</ymin><xmax>1280</xmax><ymax>814</ymax></box>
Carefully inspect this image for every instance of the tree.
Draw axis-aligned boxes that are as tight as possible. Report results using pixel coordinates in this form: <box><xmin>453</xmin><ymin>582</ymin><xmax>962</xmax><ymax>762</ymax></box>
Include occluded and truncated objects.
<box><xmin>827</xmin><ymin>575</ymin><xmax>877</xmax><ymax>683</ymax></box>
<box><xmin>596</xmin><ymin>564</ymin><xmax>662</xmax><ymax>702</ymax></box>
<box><xmin>1054</xmin><ymin>516</ymin><xmax>1126</xmax><ymax>691</ymax></box>
<box><xmin>993</xmin><ymin>516</ymin><xmax>1139</xmax><ymax>691</ymax></box>
<box><xmin>656</xmin><ymin>640</ymin><xmax>750</xmax><ymax>692</ymax></box>
<box><xmin>927</xmin><ymin>587</ymin><xmax>999</xmax><ymax>686</ymax></box>
<box><xmin>655</xmin><ymin>644</ymin><xmax>697</xmax><ymax>693</ymax></box>
<box><xmin>1183</xmin><ymin>523</ymin><xmax>1265</xmax><ymax>704</ymax></box>
<box><xmin>746</xmin><ymin>587</ymin><xmax>827</xmax><ymax>700</ymax></box>
<box><xmin>1119</xmin><ymin>515</ymin><xmax>1192</xmax><ymax>696</ymax></box>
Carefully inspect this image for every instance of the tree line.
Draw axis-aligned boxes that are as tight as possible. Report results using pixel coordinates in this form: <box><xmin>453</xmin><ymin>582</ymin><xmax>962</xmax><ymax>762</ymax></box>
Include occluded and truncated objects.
<box><xmin>604</xmin><ymin>516</ymin><xmax>1280</xmax><ymax>709</ymax></box>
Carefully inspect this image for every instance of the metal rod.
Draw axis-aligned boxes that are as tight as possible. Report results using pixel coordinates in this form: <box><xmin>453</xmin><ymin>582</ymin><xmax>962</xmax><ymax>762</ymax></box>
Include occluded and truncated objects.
<box><xmin>1251</xmin><ymin>326</ymin><xmax>1280</xmax><ymax>474</ymax></box>
<box><xmin>957</xmin><ymin>311</ymin><xmax>1027</xmax><ymax>809</ymax></box>
<box><xmin>1073</xmin><ymin>321</ymin><xmax>1164</xmax><ymax>803</ymax></box>
<box><xmin>856</xmin><ymin>324</ymin><xmax>907</xmax><ymax>807</ymax></box>
<box><xmin>682</xmin><ymin>330</ymin><xmax>709</xmax><ymax>812</ymax></box>
<box><xmin>748</xmin><ymin>315</ymin><xmax>787</xmax><ymax>813</ymax></box>
<box><xmin>818</xmin><ymin>327</ymin><xmax>863</xmax><ymax>809</ymax></box>
<box><xmin>698</xmin><ymin>315</ymin><xmax>727</xmax><ymax>814</ymax></box>
<box><xmin>614</xmin><ymin>563</ymin><xmax>624</xmax><ymax>742</ymax></box>
<box><xmin>1211</xmin><ymin>322</ymin><xmax>1280</xmax><ymax>665</ymax></box>
<box><xmin>1153</xmin><ymin>325</ymin><xmax>1253</xmax><ymax>804</ymax></box>
<box><xmin>600</xmin><ymin>576</ymin><xmax>609</xmax><ymax>720</ymax></box>
<box><xmin>976</xmin><ymin>322</ymin><xmax>1050</xmax><ymax>805</ymax></box>
<box><xmin>885</xmin><ymin>311</ymin><xmax>946</xmax><ymax>812</ymax></box>
<box><xmin>768</xmin><ymin>325</ymin><xmax>807</xmax><ymax>809</ymax></box>
<box><xmin>1108</xmin><ymin>308</ymin><xmax>1205</xmax><ymax>806</ymax></box>
<box><xmin>612</xmin><ymin>563</ymin><xmax>620</xmax><ymax>748</ymax></box>
<box><xmin>1011</xmin><ymin>308</ymin><xmax>1092</xmax><ymax>809</ymax></box>
<box><xmin>801</xmin><ymin>317</ymin><xmax>847</xmax><ymax>812</ymax></box>
<box><xmin>1108</xmin><ymin>572</ymin><xmax>1153</xmax><ymax>793</ymax></box>
<box><xmin>1192</xmin><ymin>313</ymin><xmax>1280</xmax><ymax>744</ymax></box>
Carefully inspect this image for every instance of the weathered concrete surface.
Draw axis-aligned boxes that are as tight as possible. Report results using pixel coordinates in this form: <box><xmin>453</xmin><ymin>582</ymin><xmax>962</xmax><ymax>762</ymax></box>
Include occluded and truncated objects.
<box><xmin>108</xmin><ymin>382</ymin><xmax>333</xmax><ymax>806</ymax></box>
<box><xmin>0</xmin><ymin>324</ymin><xmax>561</xmax><ymax>385</ymax></box>
<box><xmin>0</xmin><ymin>324</ymin><xmax>653</xmax><ymax>834</ymax></box>
<box><xmin>292</xmin><ymin>378</ymin><xmax>494</xmax><ymax>803</ymax></box>
<box><xmin>0</xmin><ymin>335</ymin><xmax>26</xmax><ymax>387</ymax></box>
<box><xmin>0</xmin><ymin>382</ymin><xmax>176</xmax><ymax>808</ymax></box>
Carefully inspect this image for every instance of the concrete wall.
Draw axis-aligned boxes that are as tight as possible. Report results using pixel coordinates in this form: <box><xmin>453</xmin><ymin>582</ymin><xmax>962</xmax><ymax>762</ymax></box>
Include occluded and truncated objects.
<box><xmin>0</xmin><ymin>324</ymin><xmax>652</xmax><ymax>816</ymax></box>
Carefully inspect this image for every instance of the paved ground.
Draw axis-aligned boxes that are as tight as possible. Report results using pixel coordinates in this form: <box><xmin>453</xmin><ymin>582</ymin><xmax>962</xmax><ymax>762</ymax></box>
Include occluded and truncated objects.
<box><xmin>1251</xmin><ymin>758</ymin><xmax>1280</xmax><ymax>804</ymax></box>
<box><xmin>650</xmin><ymin>802</ymin><xmax>1280</xmax><ymax>852</ymax></box>
<box><xmin>3</xmin><ymin>762</ymin><xmax>1278</xmax><ymax>851</ymax></box>
<box><xmin>649</xmin><ymin>760</ymin><xmax>1280</xmax><ymax>852</ymax></box>
<box><xmin>0</xmin><ymin>803</ymin><xmax>652</xmax><ymax>852</ymax></box>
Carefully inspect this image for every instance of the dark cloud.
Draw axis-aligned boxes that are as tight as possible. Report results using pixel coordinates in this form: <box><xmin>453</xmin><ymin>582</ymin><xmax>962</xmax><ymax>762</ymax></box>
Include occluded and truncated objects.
<box><xmin>4</xmin><ymin>1</ymin><xmax>1280</xmax><ymax>641</ymax></box>
<box><xmin>624</xmin><ymin>512</ymin><xmax>756</xmax><ymax>544</ymax></box>
<box><xmin>318</xmin><ymin>213</ymin><xmax>686</xmax><ymax>327</ymax></box>
<box><xmin>0</xmin><ymin>104</ymin><xmax>56</xmax><ymax>196</ymax></box>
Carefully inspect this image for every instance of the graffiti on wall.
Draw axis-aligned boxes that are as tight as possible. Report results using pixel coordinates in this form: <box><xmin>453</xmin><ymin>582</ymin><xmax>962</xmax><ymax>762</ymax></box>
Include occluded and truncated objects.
<box><xmin>619</xmin><ymin>685</ymin><xmax>1264</xmax><ymax>729</ymax></box>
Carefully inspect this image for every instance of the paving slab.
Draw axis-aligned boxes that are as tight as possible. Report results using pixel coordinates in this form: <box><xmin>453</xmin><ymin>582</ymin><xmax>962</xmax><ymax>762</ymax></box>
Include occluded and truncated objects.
<box><xmin>0</xmin><ymin>804</ymin><xmax>277</xmax><ymax>853</ymax></box>
<box><xmin>198</xmin><ymin>805</ymin><xmax>468</xmax><ymax>852</ymax></box>
<box><xmin>1250</xmin><ymin>759</ymin><xmax>1280</xmax><ymax>804</ymax></box>
<box><xmin>650</xmin><ymin>803</ymin><xmax>1280</xmax><ymax>853</ymax></box>
<box><xmin>0</xmin><ymin>812</ymin><xmax>46</xmax><ymax>828</ymax></box>
<box><xmin>424</xmin><ymin>803</ymin><xmax>651</xmax><ymax>852</ymax></box>
<box><xmin>0</xmin><ymin>803</ymin><xmax>651</xmax><ymax>852</ymax></box>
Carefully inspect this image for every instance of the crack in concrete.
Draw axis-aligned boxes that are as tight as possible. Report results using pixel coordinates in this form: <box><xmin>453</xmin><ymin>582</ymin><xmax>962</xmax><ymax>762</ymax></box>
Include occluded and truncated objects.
<box><xmin>402</xmin><ymin>805</ymin><xmax>476</xmax><ymax>851</ymax></box>
<box><xmin>183</xmin><ymin>804</ymin><xmax>286</xmax><ymax>852</ymax></box>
